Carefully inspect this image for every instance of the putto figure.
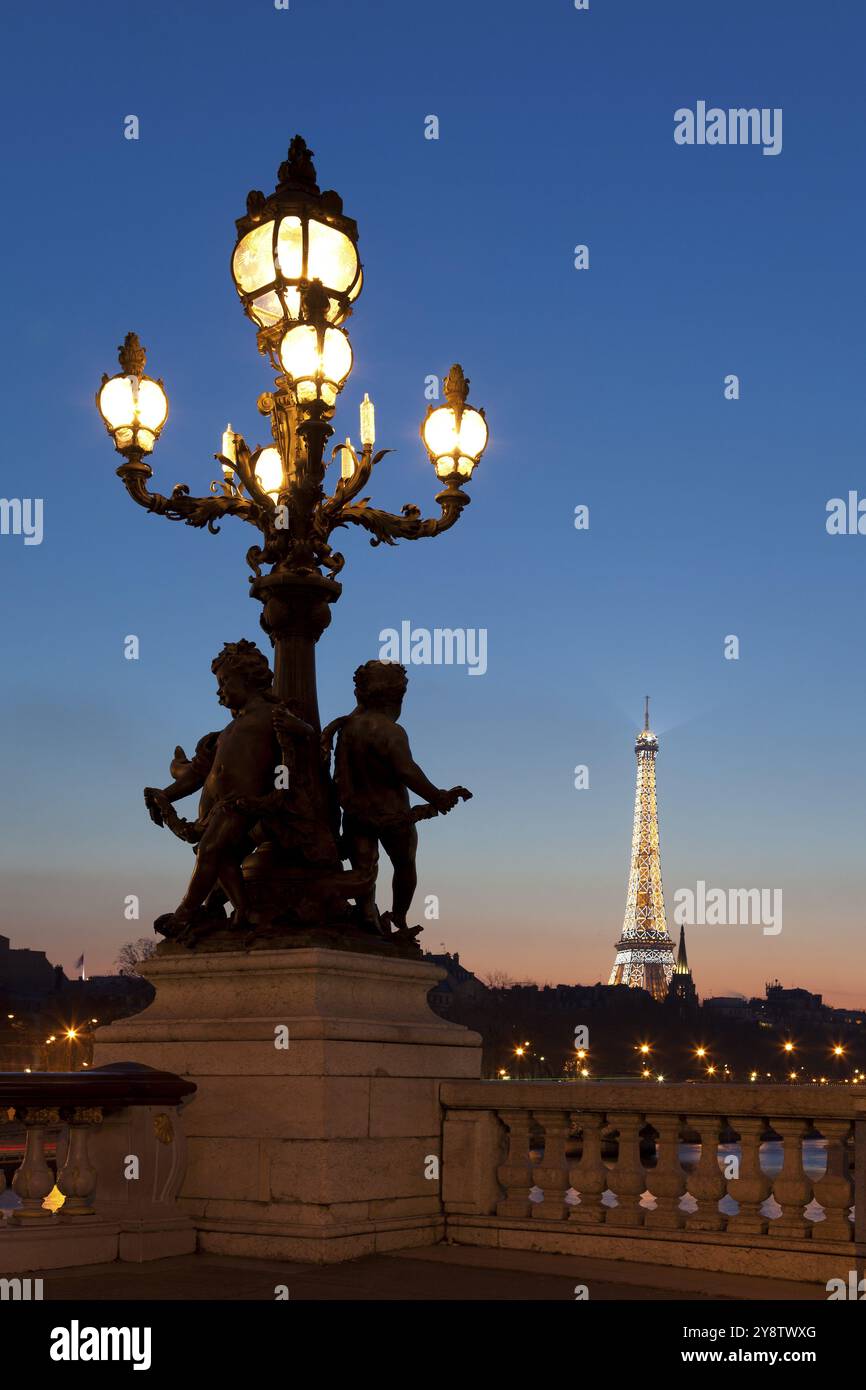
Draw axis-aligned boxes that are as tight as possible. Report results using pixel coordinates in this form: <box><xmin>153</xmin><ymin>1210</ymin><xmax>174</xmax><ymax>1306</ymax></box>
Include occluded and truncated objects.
<box><xmin>144</xmin><ymin>640</ymin><xmax>322</xmax><ymax>943</ymax></box>
<box><xmin>324</xmin><ymin>661</ymin><xmax>471</xmax><ymax>942</ymax></box>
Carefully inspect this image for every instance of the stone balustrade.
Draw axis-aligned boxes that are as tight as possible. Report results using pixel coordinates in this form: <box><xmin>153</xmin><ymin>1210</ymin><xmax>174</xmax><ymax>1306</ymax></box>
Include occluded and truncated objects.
<box><xmin>0</xmin><ymin>1062</ymin><xmax>196</xmax><ymax>1273</ymax></box>
<box><xmin>440</xmin><ymin>1080</ymin><xmax>866</xmax><ymax>1283</ymax></box>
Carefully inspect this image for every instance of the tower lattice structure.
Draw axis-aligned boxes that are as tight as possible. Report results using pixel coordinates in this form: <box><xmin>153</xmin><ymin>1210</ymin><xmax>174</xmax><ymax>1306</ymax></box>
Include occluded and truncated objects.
<box><xmin>608</xmin><ymin>698</ymin><xmax>676</xmax><ymax>1001</ymax></box>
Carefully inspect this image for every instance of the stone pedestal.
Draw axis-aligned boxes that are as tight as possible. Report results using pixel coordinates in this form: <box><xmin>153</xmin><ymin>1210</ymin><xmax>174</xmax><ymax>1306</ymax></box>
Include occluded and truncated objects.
<box><xmin>92</xmin><ymin>947</ymin><xmax>481</xmax><ymax>1263</ymax></box>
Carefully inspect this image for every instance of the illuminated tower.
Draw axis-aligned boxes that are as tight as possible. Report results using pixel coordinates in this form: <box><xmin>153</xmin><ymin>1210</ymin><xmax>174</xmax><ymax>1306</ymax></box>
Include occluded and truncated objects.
<box><xmin>608</xmin><ymin>698</ymin><xmax>676</xmax><ymax>1001</ymax></box>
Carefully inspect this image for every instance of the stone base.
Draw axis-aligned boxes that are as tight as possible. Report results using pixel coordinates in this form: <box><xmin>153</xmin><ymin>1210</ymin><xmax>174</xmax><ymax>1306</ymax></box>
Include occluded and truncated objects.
<box><xmin>0</xmin><ymin>1219</ymin><xmax>120</xmax><ymax>1274</ymax></box>
<box><xmin>92</xmin><ymin>948</ymin><xmax>481</xmax><ymax>1264</ymax></box>
<box><xmin>445</xmin><ymin>1214</ymin><xmax>866</xmax><ymax>1285</ymax></box>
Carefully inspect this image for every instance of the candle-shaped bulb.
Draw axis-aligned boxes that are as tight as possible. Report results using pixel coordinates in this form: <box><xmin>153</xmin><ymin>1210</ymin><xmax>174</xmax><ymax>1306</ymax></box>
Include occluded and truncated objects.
<box><xmin>341</xmin><ymin>437</ymin><xmax>355</xmax><ymax>481</ymax></box>
<box><xmin>359</xmin><ymin>392</ymin><xmax>375</xmax><ymax>447</ymax></box>
<box><xmin>222</xmin><ymin>422</ymin><xmax>237</xmax><ymax>467</ymax></box>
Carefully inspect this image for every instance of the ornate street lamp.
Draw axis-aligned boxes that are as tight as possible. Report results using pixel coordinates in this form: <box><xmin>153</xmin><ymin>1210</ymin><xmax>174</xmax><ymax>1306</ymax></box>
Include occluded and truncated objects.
<box><xmin>230</xmin><ymin>137</ymin><xmax>362</xmax><ymax>342</ymax></box>
<box><xmin>95</xmin><ymin>135</ymin><xmax>488</xmax><ymax>948</ymax></box>
<box><xmin>421</xmin><ymin>364</ymin><xmax>489</xmax><ymax>481</ymax></box>
<box><xmin>96</xmin><ymin>333</ymin><xmax>168</xmax><ymax>455</ymax></box>
<box><xmin>98</xmin><ymin>135</ymin><xmax>488</xmax><ymax>727</ymax></box>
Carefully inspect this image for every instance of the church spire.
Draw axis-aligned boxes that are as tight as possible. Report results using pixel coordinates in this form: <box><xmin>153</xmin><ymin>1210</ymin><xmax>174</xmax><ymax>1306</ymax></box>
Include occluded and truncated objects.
<box><xmin>668</xmin><ymin>921</ymin><xmax>698</xmax><ymax>1009</ymax></box>
<box><xmin>675</xmin><ymin>923</ymin><xmax>690</xmax><ymax>975</ymax></box>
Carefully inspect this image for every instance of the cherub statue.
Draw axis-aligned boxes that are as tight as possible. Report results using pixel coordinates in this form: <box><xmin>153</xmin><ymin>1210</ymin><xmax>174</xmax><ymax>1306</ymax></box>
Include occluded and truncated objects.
<box><xmin>144</xmin><ymin>639</ymin><xmax>319</xmax><ymax>942</ymax></box>
<box><xmin>323</xmin><ymin>660</ymin><xmax>471</xmax><ymax>942</ymax></box>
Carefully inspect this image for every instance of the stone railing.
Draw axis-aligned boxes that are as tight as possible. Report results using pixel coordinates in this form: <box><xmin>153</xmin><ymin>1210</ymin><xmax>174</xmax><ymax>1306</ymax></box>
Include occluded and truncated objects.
<box><xmin>440</xmin><ymin>1080</ymin><xmax>866</xmax><ymax>1283</ymax></box>
<box><xmin>0</xmin><ymin>1062</ymin><xmax>196</xmax><ymax>1273</ymax></box>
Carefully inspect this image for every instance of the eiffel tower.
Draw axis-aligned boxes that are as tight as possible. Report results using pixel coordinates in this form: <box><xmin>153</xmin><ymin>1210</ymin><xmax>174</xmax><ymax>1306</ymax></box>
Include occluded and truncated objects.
<box><xmin>608</xmin><ymin>698</ymin><xmax>676</xmax><ymax>1001</ymax></box>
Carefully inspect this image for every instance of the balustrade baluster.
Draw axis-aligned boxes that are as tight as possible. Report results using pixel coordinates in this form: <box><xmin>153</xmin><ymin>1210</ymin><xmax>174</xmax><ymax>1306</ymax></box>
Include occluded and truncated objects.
<box><xmin>812</xmin><ymin>1120</ymin><xmax>854</xmax><ymax>1242</ymax></box>
<box><xmin>568</xmin><ymin>1111</ymin><xmax>608</xmax><ymax>1224</ymax></box>
<box><xmin>495</xmin><ymin>1110</ymin><xmax>534</xmax><ymax>1218</ymax></box>
<box><xmin>606</xmin><ymin>1111</ymin><xmax>646</xmax><ymax>1227</ymax></box>
<box><xmin>57</xmin><ymin>1107</ymin><xmax>102</xmax><ymax>1218</ymax></box>
<box><xmin>770</xmin><ymin>1118</ymin><xmax>811</xmax><ymax>1239</ymax></box>
<box><xmin>531</xmin><ymin>1111</ymin><xmax>573</xmax><ymax>1220</ymax></box>
<box><xmin>644</xmin><ymin>1113</ymin><xmax>686</xmax><ymax>1229</ymax></box>
<box><xmin>726</xmin><ymin>1116</ymin><xmax>771</xmax><ymax>1234</ymax></box>
<box><xmin>685</xmin><ymin>1114</ymin><xmax>726</xmax><ymax>1232</ymax></box>
<box><xmin>10</xmin><ymin>1107</ymin><xmax>59</xmax><ymax>1223</ymax></box>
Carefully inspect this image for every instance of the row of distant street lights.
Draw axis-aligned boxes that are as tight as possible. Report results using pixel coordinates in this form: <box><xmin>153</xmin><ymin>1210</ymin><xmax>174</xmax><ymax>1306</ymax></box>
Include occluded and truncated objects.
<box><xmin>5</xmin><ymin>1013</ymin><xmax>99</xmax><ymax>1073</ymax></box>
<box><xmin>634</xmin><ymin>1039</ymin><xmax>860</xmax><ymax>1084</ymax></box>
<box><xmin>496</xmin><ymin>1038</ymin><xmax>863</xmax><ymax>1085</ymax></box>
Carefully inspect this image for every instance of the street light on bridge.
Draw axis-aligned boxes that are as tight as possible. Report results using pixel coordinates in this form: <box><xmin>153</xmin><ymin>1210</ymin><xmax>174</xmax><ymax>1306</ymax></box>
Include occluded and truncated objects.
<box><xmin>93</xmin><ymin>136</ymin><xmax>489</xmax><ymax>947</ymax></box>
<box><xmin>96</xmin><ymin>137</ymin><xmax>489</xmax><ymax>647</ymax></box>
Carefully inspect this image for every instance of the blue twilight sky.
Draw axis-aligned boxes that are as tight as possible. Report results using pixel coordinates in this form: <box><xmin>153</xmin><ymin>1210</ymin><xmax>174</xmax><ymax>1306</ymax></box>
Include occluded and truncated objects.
<box><xmin>0</xmin><ymin>0</ymin><xmax>863</xmax><ymax>1002</ymax></box>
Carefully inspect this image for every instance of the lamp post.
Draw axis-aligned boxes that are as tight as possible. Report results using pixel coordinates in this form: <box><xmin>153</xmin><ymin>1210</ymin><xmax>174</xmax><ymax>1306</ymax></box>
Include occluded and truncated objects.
<box><xmin>95</xmin><ymin>135</ymin><xmax>489</xmax><ymax>946</ymax></box>
<box><xmin>96</xmin><ymin>135</ymin><xmax>488</xmax><ymax>729</ymax></box>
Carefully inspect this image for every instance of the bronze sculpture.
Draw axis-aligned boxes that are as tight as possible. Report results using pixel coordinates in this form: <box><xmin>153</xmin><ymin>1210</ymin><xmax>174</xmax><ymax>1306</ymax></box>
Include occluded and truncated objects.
<box><xmin>145</xmin><ymin>648</ymin><xmax>470</xmax><ymax>951</ymax></box>
<box><xmin>324</xmin><ymin>661</ymin><xmax>471</xmax><ymax>942</ymax></box>
<box><xmin>144</xmin><ymin>640</ymin><xmax>327</xmax><ymax>943</ymax></box>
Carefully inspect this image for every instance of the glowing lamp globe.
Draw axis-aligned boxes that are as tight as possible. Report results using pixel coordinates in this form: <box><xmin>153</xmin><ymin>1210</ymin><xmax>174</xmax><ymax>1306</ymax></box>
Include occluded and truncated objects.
<box><xmin>253</xmin><ymin>445</ymin><xmax>284</xmax><ymax>500</ymax></box>
<box><xmin>422</xmin><ymin>364</ymin><xmax>488</xmax><ymax>481</ymax></box>
<box><xmin>278</xmin><ymin>322</ymin><xmax>353</xmax><ymax>408</ymax></box>
<box><xmin>97</xmin><ymin>333</ymin><xmax>168</xmax><ymax>454</ymax></box>
<box><xmin>231</xmin><ymin>136</ymin><xmax>362</xmax><ymax>342</ymax></box>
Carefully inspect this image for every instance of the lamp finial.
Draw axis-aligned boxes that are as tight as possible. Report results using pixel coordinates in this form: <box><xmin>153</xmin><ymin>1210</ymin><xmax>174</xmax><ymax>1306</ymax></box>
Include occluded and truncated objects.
<box><xmin>118</xmin><ymin>332</ymin><xmax>146</xmax><ymax>376</ymax></box>
<box><xmin>278</xmin><ymin>135</ymin><xmax>318</xmax><ymax>191</ymax></box>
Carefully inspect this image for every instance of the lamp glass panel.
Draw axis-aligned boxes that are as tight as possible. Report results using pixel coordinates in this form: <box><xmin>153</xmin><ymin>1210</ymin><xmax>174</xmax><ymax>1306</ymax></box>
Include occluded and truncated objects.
<box><xmin>279</xmin><ymin>325</ymin><xmax>319</xmax><ymax>379</ymax></box>
<box><xmin>251</xmin><ymin>291</ymin><xmax>282</xmax><ymax>326</ymax></box>
<box><xmin>457</xmin><ymin>456</ymin><xmax>475</xmax><ymax>476</ymax></box>
<box><xmin>276</xmin><ymin>215</ymin><xmax>303</xmax><ymax>279</ymax></box>
<box><xmin>321</xmin><ymin>327</ymin><xmax>352</xmax><ymax>385</ymax></box>
<box><xmin>99</xmin><ymin>375</ymin><xmax>135</xmax><ymax>429</ymax></box>
<box><xmin>458</xmin><ymin>408</ymin><xmax>487</xmax><ymax>459</ymax></box>
<box><xmin>307</xmin><ymin>220</ymin><xmax>358</xmax><ymax>293</ymax></box>
<box><xmin>320</xmin><ymin>382</ymin><xmax>337</xmax><ymax>406</ymax></box>
<box><xmin>254</xmin><ymin>445</ymin><xmax>283</xmax><ymax>499</ymax></box>
<box><xmin>281</xmin><ymin>288</ymin><xmax>301</xmax><ymax>320</ymax></box>
<box><xmin>348</xmin><ymin>266</ymin><xmax>363</xmax><ymax>302</ymax></box>
<box><xmin>114</xmin><ymin>427</ymin><xmax>134</xmax><ymax>449</ymax></box>
<box><xmin>233</xmin><ymin>222</ymin><xmax>275</xmax><ymax>294</ymax></box>
<box><xmin>136</xmin><ymin>428</ymin><xmax>156</xmax><ymax>453</ymax></box>
<box><xmin>434</xmin><ymin>456</ymin><xmax>453</xmax><ymax>479</ymax></box>
<box><xmin>423</xmin><ymin>406</ymin><xmax>458</xmax><ymax>457</ymax></box>
<box><xmin>136</xmin><ymin>378</ymin><xmax>168</xmax><ymax>430</ymax></box>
